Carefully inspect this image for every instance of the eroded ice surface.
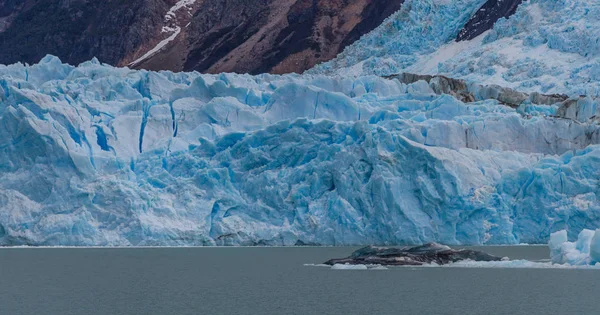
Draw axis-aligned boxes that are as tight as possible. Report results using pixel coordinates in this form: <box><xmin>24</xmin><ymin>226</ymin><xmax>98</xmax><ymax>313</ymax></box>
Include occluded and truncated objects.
<box><xmin>1</xmin><ymin>56</ymin><xmax>599</xmax><ymax>246</ymax></box>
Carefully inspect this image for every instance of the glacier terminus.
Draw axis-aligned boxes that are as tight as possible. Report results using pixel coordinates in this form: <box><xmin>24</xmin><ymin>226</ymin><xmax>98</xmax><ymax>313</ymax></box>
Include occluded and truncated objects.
<box><xmin>1</xmin><ymin>54</ymin><xmax>599</xmax><ymax>246</ymax></box>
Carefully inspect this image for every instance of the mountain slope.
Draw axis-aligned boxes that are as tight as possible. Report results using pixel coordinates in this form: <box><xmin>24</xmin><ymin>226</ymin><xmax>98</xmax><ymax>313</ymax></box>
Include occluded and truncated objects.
<box><xmin>0</xmin><ymin>0</ymin><xmax>169</xmax><ymax>66</ymax></box>
<box><xmin>0</xmin><ymin>0</ymin><xmax>404</xmax><ymax>74</ymax></box>
<box><xmin>133</xmin><ymin>0</ymin><xmax>406</xmax><ymax>74</ymax></box>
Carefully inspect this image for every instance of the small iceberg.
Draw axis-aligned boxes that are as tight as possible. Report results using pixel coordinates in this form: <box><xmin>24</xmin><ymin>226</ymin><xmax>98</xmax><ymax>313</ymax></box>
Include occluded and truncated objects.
<box><xmin>331</xmin><ymin>264</ymin><xmax>369</xmax><ymax>270</ymax></box>
<box><xmin>330</xmin><ymin>264</ymin><xmax>389</xmax><ymax>270</ymax></box>
<box><xmin>549</xmin><ymin>229</ymin><xmax>600</xmax><ymax>266</ymax></box>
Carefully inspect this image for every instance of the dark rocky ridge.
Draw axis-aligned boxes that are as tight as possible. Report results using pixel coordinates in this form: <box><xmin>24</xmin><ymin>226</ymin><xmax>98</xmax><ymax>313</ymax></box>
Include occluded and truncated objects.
<box><xmin>457</xmin><ymin>0</ymin><xmax>523</xmax><ymax>41</ymax></box>
<box><xmin>386</xmin><ymin>72</ymin><xmax>569</xmax><ymax>108</ymax></box>
<box><xmin>0</xmin><ymin>0</ymin><xmax>169</xmax><ymax>66</ymax></box>
<box><xmin>0</xmin><ymin>0</ymin><xmax>404</xmax><ymax>74</ymax></box>
<box><xmin>143</xmin><ymin>0</ymin><xmax>406</xmax><ymax>74</ymax></box>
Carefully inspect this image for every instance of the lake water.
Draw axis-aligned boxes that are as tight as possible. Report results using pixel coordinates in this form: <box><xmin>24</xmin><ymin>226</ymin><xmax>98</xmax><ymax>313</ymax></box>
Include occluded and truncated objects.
<box><xmin>1</xmin><ymin>246</ymin><xmax>599</xmax><ymax>315</ymax></box>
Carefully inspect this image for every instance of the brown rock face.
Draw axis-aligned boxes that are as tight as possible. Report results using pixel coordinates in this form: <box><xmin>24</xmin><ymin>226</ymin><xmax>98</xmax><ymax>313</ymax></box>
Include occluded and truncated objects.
<box><xmin>138</xmin><ymin>0</ymin><xmax>404</xmax><ymax>74</ymax></box>
<box><xmin>0</xmin><ymin>0</ymin><xmax>403</xmax><ymax>74</ymax></box>
<box><xmin>0</xmin><ymin>0</ymin><xmax>169</xmax><ymax>66</ymax></box>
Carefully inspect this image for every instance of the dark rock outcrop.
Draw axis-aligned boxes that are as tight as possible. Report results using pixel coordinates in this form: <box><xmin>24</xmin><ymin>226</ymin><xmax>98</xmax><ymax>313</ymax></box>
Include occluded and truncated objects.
<box><xmin>386</xmin><ymin>72</ymin><xmax>570</xmax><ymax>107</ymax></box>
<box><xmin>386</xmin><ymin>72</ymin><xmax>600</xmax><ymax>124</ymax></box>
<box><xmin>324</xmin><ymin>243</ymin><xmax>504</xmax><ymax>266</ymax></box>
<box><xmin>457</xmin><ymin>0</ymin><xmax>523</xmax><ymax>41</ymax></box>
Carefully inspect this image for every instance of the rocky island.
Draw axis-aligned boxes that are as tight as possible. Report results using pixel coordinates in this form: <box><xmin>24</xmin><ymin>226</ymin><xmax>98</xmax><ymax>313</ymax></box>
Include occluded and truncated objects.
<box><xmin>324</xmin><ymin>243</ymin><xmax>504</xmax><ymax>266</ymax></box>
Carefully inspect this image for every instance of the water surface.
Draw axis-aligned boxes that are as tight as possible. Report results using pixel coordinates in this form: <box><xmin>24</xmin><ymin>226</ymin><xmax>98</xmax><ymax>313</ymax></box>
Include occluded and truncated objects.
<box><xmin>1</xmin><ymin>246</ymin><xmax>597</xmax><ymax>315</ymax></box>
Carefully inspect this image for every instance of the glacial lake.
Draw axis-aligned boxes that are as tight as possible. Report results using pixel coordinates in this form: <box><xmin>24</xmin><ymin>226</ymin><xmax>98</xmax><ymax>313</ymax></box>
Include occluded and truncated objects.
<box><xmin>1</xmin><ymin>246</ymin><xmax>599</xmax><ymax>315</ymax></box>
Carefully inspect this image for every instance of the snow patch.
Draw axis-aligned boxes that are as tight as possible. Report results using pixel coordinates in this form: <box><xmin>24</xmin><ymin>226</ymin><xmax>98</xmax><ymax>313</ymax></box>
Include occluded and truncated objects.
<box><xmin>129</xmin><ymin>0</ymin><xmax>197</xmax><ymax>66</ymax></box>
<box><xmin>129</xmin><ymin>28</ymin><xmax>181</xmax><ymax>66</ymax></box>
<box><xmin>166</xmin><ymin>0</ymin><xmax>197</xmax><ymax>21</ymax></box>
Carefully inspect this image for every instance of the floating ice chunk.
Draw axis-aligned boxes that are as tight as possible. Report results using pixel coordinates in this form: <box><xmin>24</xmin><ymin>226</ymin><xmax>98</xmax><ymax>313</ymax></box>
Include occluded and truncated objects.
<box><xmin>590</xmin><ymin>230</ymin><xmax>600</xmax><ymax>264</ymax></box>
<box><xmin>549</xmin><ymin>229</ymin><xmax>600</xmax><ymax>266</ymax></box>
<box><xmin>331</xmin><ymin>264</ymin><xmax>369</xmax><ymax>270</ymax></box>
<box><xmin>549</xmin><ymin>230</ymin><xmax>569</xmax><ymax>263</ymax></box>
<box><xmin>371</xmin><ymin>266</ymin><xmax>389</xmax><ymax>270</ymax></box>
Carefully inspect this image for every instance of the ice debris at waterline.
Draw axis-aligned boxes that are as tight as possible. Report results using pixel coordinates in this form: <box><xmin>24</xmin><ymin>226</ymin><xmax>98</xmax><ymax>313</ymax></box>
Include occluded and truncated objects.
<box><xmin>1</xmin><ymin>56</ymin><xmax>600</xmax><ymax>246</ymax></box>
<box><xmin>549</xmin><ymin>230</ymin><xmax>600</xmax><ymax>266</ymax></box>
<box><xmin>308</xmin><ymin>260</ymin><xmax>600</xmax><ymax>270</ymax></box>
<box><xmin>324</xmin><ymin>243</ymin><xmax>503</xmax><ymax>266</ymax></box>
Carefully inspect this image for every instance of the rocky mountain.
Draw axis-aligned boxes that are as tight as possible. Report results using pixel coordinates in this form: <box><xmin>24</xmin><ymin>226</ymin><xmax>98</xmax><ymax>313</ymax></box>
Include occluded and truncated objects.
<box><xmin>0</xmin><ymin>0</ymin><xmax>404</xmax><ymax>74</ymax></box>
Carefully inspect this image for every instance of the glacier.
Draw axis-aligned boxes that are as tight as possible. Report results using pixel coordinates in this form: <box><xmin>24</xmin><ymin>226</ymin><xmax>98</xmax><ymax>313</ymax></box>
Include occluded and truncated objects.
<box><xmin>1</xmin><ymin>55</ymin><xmax>599</xmax><ymax>246</ymax></box>
<box><xmin>311</xmin><ymin>0</ymin><xmax>600</xmax><ymax>97</ymax></box>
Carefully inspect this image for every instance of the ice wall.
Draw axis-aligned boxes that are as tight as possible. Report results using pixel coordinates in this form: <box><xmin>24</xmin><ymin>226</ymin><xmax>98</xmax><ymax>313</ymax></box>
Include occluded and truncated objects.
<box><xmin>0</xmin><ymin>56</ymin><xmax>599</xmax><ymax>246</ymax></box>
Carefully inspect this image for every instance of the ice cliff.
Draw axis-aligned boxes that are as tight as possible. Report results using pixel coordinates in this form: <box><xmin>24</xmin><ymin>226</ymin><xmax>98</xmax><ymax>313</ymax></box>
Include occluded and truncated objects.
<box><xmin>1</xmin><ymin>55</ymin><xmax>599</xmax><ymax>246</ymax></box>
<box><xmin>311</xmin><ymin>0</ymin><xmax>600</xmax><ymax>98</ymax></box>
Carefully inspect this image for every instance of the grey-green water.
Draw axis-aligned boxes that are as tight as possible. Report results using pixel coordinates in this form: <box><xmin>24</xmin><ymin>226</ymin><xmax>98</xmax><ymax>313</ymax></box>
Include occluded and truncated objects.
<box><xmin>0</xmin><ymin>246</ymin><xmax>598</xmax><ymax>315</ymax></box>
